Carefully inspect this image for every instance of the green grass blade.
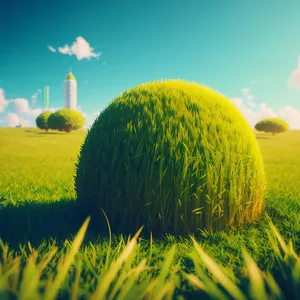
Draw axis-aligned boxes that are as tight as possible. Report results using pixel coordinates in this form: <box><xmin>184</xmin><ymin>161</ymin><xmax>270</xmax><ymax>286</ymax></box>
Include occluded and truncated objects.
<box><xmin>191</xmin><ymin>236</ymin><xmax>247</xmax><ymax>300</ymax></box>
<box><xmin>115</xmin><ymin>258</ymin><xmax>148</xmax><ymax>300</ymax></box>
<box><xmin>242</xmin><ymin>248</ymin><xmax>268</xmax><ymax>300</ymax></box>
<box><xmin>44</xmin><ymin>216</ymin><xmax>90</xmax><ymax>300</ymax></box>
<box><xmin>91</xmin><ymin>227</ymin><xmax>143</xmax><ymax>300</ymax></box>
<box><xmin>71</xmin><ymin>259</ymin><xmax>82</xmax><ymax>300</ymax></box>
<box><xmin>19</xmin><ymin>252</ymin><xmax>40</xmax><ymax>300</ymax></box>
<box><xmin>150</xmin><ymin>244</ymin><xmax>176</xmax><ymax>299</ymax></box>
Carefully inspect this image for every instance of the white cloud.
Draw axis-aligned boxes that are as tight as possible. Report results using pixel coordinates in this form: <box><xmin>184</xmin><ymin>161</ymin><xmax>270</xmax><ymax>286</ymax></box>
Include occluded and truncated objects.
<box><xmin>76</xmin><ymin>106</ymin><xmax>83</xmax><ymax>113</ymax></box>
<box><xmin>231</xmin><ymin>97</ymin><xmax>300</xmax><ymax>129</ymax></box>
<box><xmin>0</xmin><ymin>88</ymin><xmax>43</xmax><ymax>127</ymax></box>
<box><xmin>11</xmin><ymin>98</ymin><xmax>42</xmax><ymax>117</ymax></box>
<box><xmin>0</xmin><ymin>88</ymin><xmax>52</xmax><ymax>127</ymax></box>
<box><xmin>84</xmin><ymin>112</ymin><xmax>100</xmax><ymax>128</ymax></box>
<box><xmin>0</xmin><ymin>89</ymin><xmax>41</xmax><ymax>117</ymax></box>
<box><xmin>77</xmin><ymin>106</ymin><xmax>101</xmax><ymax>128</ymax></box>
<box><xmin>241</xmin><ymin>88</ymin><xmax>250</xmax><ymax>96</ymax></box>
<box><xmin>288</xmin><ymin>55</ymin><xmax>300</xmax><ymax>90</ymax></box>
<box><xmin>26</xmin><ymin>108</ymin><xmax>43</xmax><ymax>117</ymax></box>
<box><xmin>232</xmin><ymin>89</ymin><xmax>278</xmax><ymax>127</ymax></box>
<box><xmin>0</xmin><ymin>88</ymin><xmax>9</xmax><ymax>113</ymax></box>
<box><xmin>48</xmin><ymin>46</ymin><xmax>57</xmax><ymax>53</ymax></box>
<box><xmin>240</xmin><ymin>88</ymin><xmax>256</xmax><ymax>108</ymax></box>
<box><xmin>258</xmin><ymin>103</ymin><xmax>277</xmax><ymax>117</ymax></box>
<box><xmin>247</xmin><ymin>96</ymin><xmax>255</xmax><ymax>108</ymax></box>
<box><xmin>13</xmin><ymin>98</ymin><xmax>31</xmax><ymax>114</ymax></box>
<box><xmin>48</xmin><ymin>107</ymin><xmax>59</xmax><ymax>112</ymax></box>
<box><xmin>31</xmin><ymin>88</ymin><xmax>42</xmax><ymax>104</ymax></box>
<box><xmin>58</xmin><ymin>45</ymin><xmax>71</xmax><ymax>55</ymax></box>
<box><xmin>4</xmin><ymin>113</ymin><xmax>29</xmax><ymax>127</ymax></box>
<box><xmin>231</xmin><ymin>98</ymin><xmax>263</xmax><ymax>126</ymax></box>
<box><xmin>57</xmin><ymin>36</ymin><xmax>101</xmax><ymax>61</ymax></box>
<box><xmin>278</xmin><ymin>106</ymin><xmax>300</xmax><ymax>129</ymax></box>
<box><xmin>4</xmin><ymin>113</ymin><xmax>20</xmax><ymax>127</ymax></box>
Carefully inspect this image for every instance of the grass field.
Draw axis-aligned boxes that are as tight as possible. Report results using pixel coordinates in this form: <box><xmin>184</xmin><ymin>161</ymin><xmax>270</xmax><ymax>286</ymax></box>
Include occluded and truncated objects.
<box><xmin>0</xmin><ymin>128</ymin><xmax>299</xmax><ymax>299</ymax></box>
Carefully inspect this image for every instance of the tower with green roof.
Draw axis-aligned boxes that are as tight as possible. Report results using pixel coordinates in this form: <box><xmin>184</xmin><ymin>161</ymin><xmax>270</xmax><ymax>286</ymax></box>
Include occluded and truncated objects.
<box><xmin>64</xmin><ymin>71</ymin><xmax>77</xmax><ymax>110</ymax></box>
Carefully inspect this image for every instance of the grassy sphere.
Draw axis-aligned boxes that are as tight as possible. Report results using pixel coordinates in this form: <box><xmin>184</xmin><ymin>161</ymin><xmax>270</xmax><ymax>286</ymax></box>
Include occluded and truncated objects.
<box><xmin>75</xmin><ymin>80</ymin><xmax>266</xmax><ymax>235</ymax></box>
<box><xmin>36</xmin><ymin>111</ymin><xmax>52</xmax><ymax>131</ymax></box>
<box><xmin>48</xmin><ymin>109</ymin><xmax>85</xmax><ymax>133</ymax></box>
<box><xmin>255</xmin><ymin>118</ymin><xmax>289</xmax><ymax>135</ymax></box>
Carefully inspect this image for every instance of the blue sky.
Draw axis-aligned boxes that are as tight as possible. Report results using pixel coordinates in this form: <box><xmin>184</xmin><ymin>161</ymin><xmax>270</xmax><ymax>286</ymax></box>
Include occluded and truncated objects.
<box><xmin>1</xmin><ymin>0</ymin><xmax>300</xmax><ymax>128</ymax></box>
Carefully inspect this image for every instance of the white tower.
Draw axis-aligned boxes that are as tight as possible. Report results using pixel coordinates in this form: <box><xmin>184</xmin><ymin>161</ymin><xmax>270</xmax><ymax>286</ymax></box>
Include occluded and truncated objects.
<box><xmin>64</xmin><ymin>72</ymin><xmax>77</xmax><ymax>110</ymax></box>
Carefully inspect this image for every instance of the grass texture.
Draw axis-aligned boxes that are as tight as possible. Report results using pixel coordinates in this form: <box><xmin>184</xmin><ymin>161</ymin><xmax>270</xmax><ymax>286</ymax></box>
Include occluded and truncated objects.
<box><xmin>0</xmin><ymin>128</ymin><xmax>299</xmax><ymax>299</ymax></box>
<box><xmin>75</xmin><ymin>80</ymin><xmax>266</xmax><ymax>235</ymax></box>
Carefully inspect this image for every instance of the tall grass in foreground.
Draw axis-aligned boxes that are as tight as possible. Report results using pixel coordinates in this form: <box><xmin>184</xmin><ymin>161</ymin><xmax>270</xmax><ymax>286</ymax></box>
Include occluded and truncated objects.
<box><xmin>0</xmin><ymin>215</ymin><xmax>298</xmax><ymax>300</ymax></box>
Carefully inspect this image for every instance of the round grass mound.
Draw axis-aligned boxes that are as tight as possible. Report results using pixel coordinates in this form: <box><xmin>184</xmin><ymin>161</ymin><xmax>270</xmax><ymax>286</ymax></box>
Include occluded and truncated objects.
<box><xmin>36</xmin><ymin>111</ymin><xmax>52</xmax><ymax>132</ymax></box>
<box><xmin>255</xmin><ymin>118</ymin><xmax>289</xmax><ymax>135</ymax></box>
<box><xmin>75</xmin><ymin>80</ymin><xmax>266</xmax><ymax>235</ymax></box>
<box><xmin>48</xmin><ymin>109</ymin><xmax>85</xmax><ymax>133</ymax></box>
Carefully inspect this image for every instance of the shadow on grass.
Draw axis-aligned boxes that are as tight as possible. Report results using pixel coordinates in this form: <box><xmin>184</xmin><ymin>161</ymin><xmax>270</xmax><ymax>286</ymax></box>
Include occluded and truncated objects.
<box><xmin>37</xmin><ymin>131</ymin><xmax>64</xmax><ymax>135</ymax></box>
<box><xmin>24</xmin><ymin>129</ymin><xmax>36</xmax><ymax>133</ymax></box>
<box><xmin>1</xmin><ymin>198</ymin><xmax>291</xmax><ymax>249</ymax></box>
<box><xmin>0</xmin><ymin>200</ymin><xmax>110</xmax><ymax>248</ymax></box>
<box><xmin>0</xmin><ymin>199</ymin><xmax>175</xmax><ymax>248</ymax></box>
<box><xmin>256</xmin><ymin>136</ymin><xmax>272</xmax><ymax>140</ymax></box>
<box><xmin>0</xmin><ymin>199</ymin><xmax>202</xmax><ymax>248</ymax></box>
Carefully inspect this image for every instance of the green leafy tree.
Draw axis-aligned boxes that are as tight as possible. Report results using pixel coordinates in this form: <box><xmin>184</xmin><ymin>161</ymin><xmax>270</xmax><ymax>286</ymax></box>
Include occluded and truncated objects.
<box><xmin>48</xmin><ymin>109</ymin><xmax>85</xmax><ymax>133</ymax></box>
<box><xmin>36</xmin><ymin>111</ymin><xmax>53</xmax><ymax>132</ymax></box>
<box><xmin>255</xmin><ymin>118</ymin><xmax>289</xmax><ymax>135</ymax></box>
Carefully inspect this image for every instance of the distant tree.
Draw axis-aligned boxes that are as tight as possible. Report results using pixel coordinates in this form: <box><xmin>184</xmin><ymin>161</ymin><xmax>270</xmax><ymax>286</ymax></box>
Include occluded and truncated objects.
<box><xmin>254</xmin><ymin>118</ymin><xmax>289</xmax><ymax>135</ymax></box>
<box><xmin>48</xmin><ymin>109</ymin><xmax>85</xmax><ymax>133</ymax></box>
<box><xmin>36</xmin><ymin>111</ymin><xmax>53</xmax><ymax>132</ymax></box>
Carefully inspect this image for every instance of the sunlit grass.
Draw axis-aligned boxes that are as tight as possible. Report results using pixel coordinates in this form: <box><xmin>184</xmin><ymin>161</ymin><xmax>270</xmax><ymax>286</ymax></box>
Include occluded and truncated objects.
<box><xmin>75</xmin><ymin>81</ymin><xmax>266</xmax><ymax>234</ymax></box>
<box><xmin>0</xmin><ymin>128</ymin><xmax>86</xmax><ymax>204</ymax></box>
<box><xmin>0</xmin><ymin>128</ymin><xmax>299</xmax><ymax>299</ymax></box>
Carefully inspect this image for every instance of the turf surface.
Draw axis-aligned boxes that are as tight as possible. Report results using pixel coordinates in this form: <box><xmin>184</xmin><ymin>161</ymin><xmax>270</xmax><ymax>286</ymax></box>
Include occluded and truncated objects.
<box><xmin>0</xmin><ymin>128</ymin><xmax>299</xmax><ymax>299</ymax></box>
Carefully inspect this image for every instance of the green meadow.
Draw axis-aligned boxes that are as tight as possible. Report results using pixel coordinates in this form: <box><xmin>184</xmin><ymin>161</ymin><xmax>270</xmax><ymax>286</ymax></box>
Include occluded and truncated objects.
<box><xmin>0</xmin><ymin>128</ymin><xmax>299</xmax><ymax>299</ymax></box>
